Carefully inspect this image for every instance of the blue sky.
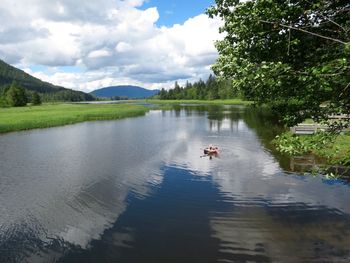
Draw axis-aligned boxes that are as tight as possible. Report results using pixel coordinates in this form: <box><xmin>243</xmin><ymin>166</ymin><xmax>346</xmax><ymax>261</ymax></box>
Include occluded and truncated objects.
<box><xmin>0</xmin><ymin>0</ymin><xmax>221</xmax><ymax>91</ymax></box>
<box><xmin>141</xmin><ymin>0</ymin><xmax>215</xmax><ymax>26</ymax></box>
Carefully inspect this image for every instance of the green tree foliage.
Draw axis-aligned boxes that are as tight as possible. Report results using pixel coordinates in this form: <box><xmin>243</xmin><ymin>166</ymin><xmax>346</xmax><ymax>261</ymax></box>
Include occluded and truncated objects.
<box><xmin>0</xmin><ymin>83</ymin><xmax>94</xmax><ymax>107</ymax></box>
<box><xmin>207</xmin><ymin>0</ymin><xmax>350</xmax><ymax>128</ymax></box>
<box><xmin>41</xmin><ymin>90</ymin><xmax>95</xmax><ymax>102</ymax></box>
<box><xmin>6</xmin><ymin>82</ymin><xmax>28</xmax><ymax>107</ymax></box>
<box><xmin>158</xmin><ymin>75</ymin><xmax>238</xmax><ymax>100</ymax></box>
<box><xmin>274</xmin><ymin>131</ymin><xmax>336</xmax><ymax>156</ymax></box>
<box><xmin>0</xmin><ymin>85</ymin><xmax>9</xmax><ymax>107</ymax></box>
<box><xmin>31</xmin><ymin>92</ymin><xmax>42</xmax><ymax>105</ymax></box>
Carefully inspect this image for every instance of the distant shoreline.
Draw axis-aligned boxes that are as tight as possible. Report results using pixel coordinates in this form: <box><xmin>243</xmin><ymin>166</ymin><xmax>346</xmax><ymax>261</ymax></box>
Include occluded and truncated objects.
<box><xmin>144</xmin><ymin>99</ymin><xmax>252</xmax><ymax>105</ymax></box>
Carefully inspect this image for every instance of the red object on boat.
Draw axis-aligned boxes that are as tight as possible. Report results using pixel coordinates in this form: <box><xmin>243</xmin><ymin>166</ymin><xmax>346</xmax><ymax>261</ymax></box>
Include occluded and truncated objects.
<box><xmin>204</xmin><ymin>148</ymin><xmax>219</xmax><ymax>155</ymax></box>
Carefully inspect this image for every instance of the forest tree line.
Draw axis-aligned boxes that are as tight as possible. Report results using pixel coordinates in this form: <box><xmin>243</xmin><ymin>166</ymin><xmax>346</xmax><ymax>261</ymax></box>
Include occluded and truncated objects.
<box><xmin>0</xmin><ymin>82</ymin><xmax>41</xmax><ymax>107</ymax></box>
<box><xmin>0</xmin><ymin>81</ymin><xmax>95</xmax><ymax>107</ymax></box>
<box><xmin>157</xmin><ymin>75</ymin><xmax>239</xmax><ymax>100</ymax></box>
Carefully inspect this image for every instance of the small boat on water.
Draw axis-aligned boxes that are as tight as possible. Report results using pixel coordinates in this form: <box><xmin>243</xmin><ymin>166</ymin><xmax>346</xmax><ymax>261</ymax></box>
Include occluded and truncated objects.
<box><xmin>204</xmin><ymin>147</ymin><xmax>219</xmax><ymax>155</ymax></box>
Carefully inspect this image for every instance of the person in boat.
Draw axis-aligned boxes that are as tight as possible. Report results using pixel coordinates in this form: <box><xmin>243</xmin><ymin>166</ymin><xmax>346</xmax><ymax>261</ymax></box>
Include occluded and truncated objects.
<box><xmin>204</xmin><ymin>145</ymin><xmax>219</xmax><ymax>155</ymax></box>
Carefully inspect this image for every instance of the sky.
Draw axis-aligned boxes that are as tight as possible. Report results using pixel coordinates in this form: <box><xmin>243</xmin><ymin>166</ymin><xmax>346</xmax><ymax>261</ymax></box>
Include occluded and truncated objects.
<box><xmin>141</xmin><ymin>0</ymin><xmax>215</xmax><ymax>26</ymax></box>
<box><xmin>0</xmin><ymin>0</ymin><xmax>221</xmax><ymax>92</ymax></box>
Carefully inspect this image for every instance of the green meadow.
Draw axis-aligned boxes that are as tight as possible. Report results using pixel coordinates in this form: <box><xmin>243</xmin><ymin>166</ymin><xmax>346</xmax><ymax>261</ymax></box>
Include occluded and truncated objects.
<box><xmin>0</xmin><ymin>103</ymin><xmax>149</xmax><ymax>133</ymax></box>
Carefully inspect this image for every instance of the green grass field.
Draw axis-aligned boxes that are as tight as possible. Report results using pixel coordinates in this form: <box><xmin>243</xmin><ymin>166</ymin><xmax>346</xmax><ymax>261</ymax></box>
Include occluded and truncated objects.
<box><xmin>0</xmin><ymin>103</ymin><xmax>149</xmax><ymax>133</ymax></box>
<box><xmin>324</xmin><ymin>133</ymin><xmax>350</xmax><ymax>165</ymax></box>
<box><xmin>144</xmin><ymin>99</ymin><xmax>252</xmax><ymax>105</ymax></box>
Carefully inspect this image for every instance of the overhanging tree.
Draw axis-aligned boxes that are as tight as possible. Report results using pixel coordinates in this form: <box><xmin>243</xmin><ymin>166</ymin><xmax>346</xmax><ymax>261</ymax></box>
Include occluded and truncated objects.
<box><xmin>208</xmin><ymin>0</ymin><xmax>350</xmax><ymax>128</ymax></box>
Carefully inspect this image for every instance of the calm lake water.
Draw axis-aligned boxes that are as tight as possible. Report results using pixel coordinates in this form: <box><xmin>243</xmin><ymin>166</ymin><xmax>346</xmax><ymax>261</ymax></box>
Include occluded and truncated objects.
<box><xmin>1</xmin><ymin>105</ymin><xmax>350</xmax><ymax>263</ymax></box>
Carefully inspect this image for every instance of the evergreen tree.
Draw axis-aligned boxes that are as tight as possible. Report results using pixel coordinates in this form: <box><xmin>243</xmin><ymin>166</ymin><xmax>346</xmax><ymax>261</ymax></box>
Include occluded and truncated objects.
<box><xmin>207</xmin><ymin>74</ymin><xmax>219</xmax><ymax>100</ymax></box>
<box><xmin>32</xmin><ymin>92</ymin><xmax>42</xmax><ymax>105</ymax></box>
<box><xmin>6</xmin><ymin>82</ymin><xmax>28</xmax><ymax>107</ymax></box>
<box><xmin>156</xmin><ymin>76</ymin><xmax>236</xmax><ymax>100</ymax></box>
<box><xmin>159</xmin><ymin>88</ymin><xmax>168</xmax><ymax>99</ymax></box>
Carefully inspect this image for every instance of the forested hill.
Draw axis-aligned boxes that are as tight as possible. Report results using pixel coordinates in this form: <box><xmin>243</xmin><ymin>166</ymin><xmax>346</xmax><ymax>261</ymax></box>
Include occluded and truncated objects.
<box><xmin>0</xmin><ymin>59</ymin><xmax>94</xmax><ymax>101</ymax></box>
<box><xmin>91</xmin><ymin>85</ymin><xmax>159</xmax><ymax>99</ymax></box>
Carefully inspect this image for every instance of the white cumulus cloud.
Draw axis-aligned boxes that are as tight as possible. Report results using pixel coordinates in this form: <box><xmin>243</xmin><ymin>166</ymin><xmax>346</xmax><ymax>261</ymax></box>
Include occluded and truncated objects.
<box><xmin>0</xmin><ymin>0</ymin><xmax>222</xmax><ymax>92</ymax></box>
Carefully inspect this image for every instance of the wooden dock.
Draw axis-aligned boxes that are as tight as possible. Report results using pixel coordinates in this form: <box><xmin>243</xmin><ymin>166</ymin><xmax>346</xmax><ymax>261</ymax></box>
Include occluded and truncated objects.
<box><xmin>290</xmin><ymin>124</ymin><xmax>328</xmax><ymax>135</ymax></box>
<box><xmin>291</xmin><ymin>114</ymin><xmax>350</xmax><ymax>135</ymax></box>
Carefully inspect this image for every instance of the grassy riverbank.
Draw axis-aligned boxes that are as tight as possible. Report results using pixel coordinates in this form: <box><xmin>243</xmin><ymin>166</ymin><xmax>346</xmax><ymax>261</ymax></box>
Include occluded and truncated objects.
<box><xmin>275</xmin><ymin>131</ymin><xmax>350</xmax><ymax>166</ymax></box>
<box><xmin>145</xmin><ymin>99</ymin><xmax>252</xmax><ymax>105</ymax></box>
<box><xmin>321</xmin><ymin>133</ymin><xmax>350</xmax><ymax>165</ymax></box>
<box><xmin>0</xmin><ymin>103</ymin><xmax>149</xmax><ymax>133</ymax></box>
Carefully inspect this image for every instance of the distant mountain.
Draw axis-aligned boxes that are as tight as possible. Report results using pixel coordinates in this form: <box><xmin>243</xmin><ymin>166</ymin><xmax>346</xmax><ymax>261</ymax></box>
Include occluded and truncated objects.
<box><xmin>0</xmin><ymin>59</ymin><xmax>94</xmax><ymax>101</ymax></box>
<box><xmin>91</xmin><ymin>85</ymin><xmax>159</xmax><ymax>99</ymax></box>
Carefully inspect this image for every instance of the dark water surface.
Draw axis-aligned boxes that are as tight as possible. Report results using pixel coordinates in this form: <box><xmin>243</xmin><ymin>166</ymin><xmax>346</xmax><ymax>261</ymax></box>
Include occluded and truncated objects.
<box><xmin>1</xmin><ymin>106</ymin><xmax>350</xmax><ymax>263</ymax></box>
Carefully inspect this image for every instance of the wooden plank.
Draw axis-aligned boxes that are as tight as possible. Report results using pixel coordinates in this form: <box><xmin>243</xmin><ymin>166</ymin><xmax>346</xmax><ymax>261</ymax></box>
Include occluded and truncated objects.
<box><xmin>328</xmin><ymin>114</ymin><xmax>350</xmax><ymax>120</ymax></box>
<box><xmin>290</xmin><ymin>124</ymin><xmax>328</xmax><ymax>134</ymax></box>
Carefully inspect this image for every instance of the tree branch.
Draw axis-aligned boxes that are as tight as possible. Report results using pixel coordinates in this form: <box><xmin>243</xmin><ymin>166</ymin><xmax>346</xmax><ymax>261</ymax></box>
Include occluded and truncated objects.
<box><xmin>259</xmin><ymin>20</ymin><xmax>347</xmax><ymax>45</ymax></box>
<box><xmin>339</xmin><ymin>82</ymin><xmax>350</xmax><ymax>98</ymax></box>
<box><xmin>303</xmin><ymin>0</ymin><xmax>349</xmax><ymax>33</ymax></box>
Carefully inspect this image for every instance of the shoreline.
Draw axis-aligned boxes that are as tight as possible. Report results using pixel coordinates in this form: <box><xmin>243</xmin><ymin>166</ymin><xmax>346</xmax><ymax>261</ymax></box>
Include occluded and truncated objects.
<box><xmin>275</xmin><ymin>131</ymin><xmax>350</xmax><ymax>169</ymax></box>
<box><xmin>0</xmin><ymin>100</ymin><xmax>251</xmax><ymax>134</ymax></box>
<box><xmin>144</xmin><ymin>99</ymin><xmax>252</xmax><ymax>105</ymax></box>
